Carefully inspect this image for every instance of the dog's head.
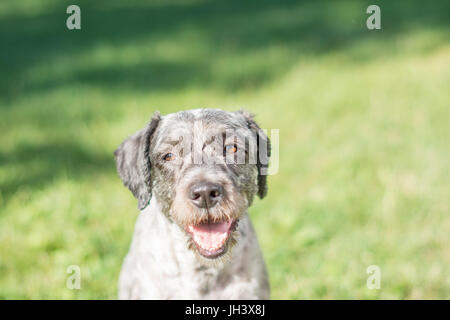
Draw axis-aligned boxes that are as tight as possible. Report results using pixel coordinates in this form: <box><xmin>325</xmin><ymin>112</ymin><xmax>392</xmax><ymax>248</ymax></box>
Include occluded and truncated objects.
<box><xmin>114</xmin><ymin>109</ymin><xmax>270</xmax><ymax>261</ymax></box>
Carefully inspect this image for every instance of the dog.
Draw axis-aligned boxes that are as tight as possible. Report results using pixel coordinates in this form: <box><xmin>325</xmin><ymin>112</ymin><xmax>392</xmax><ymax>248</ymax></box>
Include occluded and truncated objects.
<box><xmin>114</xmin><ymin>108</ymin><xmax>271</xmax><ymax>299</ymax></box>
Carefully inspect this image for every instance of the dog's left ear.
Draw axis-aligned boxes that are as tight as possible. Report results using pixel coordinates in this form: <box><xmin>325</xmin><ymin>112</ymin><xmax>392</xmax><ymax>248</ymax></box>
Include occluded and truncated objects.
<box><xmin>114</xmin><ymin>112</ymin><xmax>161</xmax><ymax>210</ymax></box>
<box><xmin>238</xmin><ymin>110</ymin><xmax>271</xmax><ymax>199</ymax></box>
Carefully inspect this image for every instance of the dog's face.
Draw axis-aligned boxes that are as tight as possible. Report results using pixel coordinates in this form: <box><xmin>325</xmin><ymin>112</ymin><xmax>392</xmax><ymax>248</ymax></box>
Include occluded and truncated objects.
<box><xmin>115</xmin><ymin>109</ymin><xmax>270</xmax><ymax>261</ymax></box>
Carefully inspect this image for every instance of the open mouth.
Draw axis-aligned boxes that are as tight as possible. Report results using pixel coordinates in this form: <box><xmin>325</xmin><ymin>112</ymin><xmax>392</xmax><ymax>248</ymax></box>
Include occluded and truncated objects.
<box><xmin>185</xmin><ymin>220</ymin><xmax>237</xmax><ymax>259</ymax></box>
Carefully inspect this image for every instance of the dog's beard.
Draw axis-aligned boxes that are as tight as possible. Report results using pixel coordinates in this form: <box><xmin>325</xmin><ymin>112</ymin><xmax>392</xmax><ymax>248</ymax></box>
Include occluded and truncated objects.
<box><xmin>170</xmin><ymin>185</ymin><xmax>247</xmax><ymax>264</ymax></box>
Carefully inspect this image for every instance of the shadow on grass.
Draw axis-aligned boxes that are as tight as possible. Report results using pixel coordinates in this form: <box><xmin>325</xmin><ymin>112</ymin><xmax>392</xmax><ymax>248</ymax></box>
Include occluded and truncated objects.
<box><xmin>0</xmin><ymin>142</ymin><xmax>114</xmax><ymax>204</ymax></box>
<box><xmin>0</xmin><ymin>0</ymin><xmax>448</xmax><ymax>101</ymax></box>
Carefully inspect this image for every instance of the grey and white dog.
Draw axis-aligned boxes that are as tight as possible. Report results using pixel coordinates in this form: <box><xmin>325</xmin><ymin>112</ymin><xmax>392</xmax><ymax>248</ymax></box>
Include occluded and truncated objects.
<box><xmin>114</xmin><ymin>109</ymin><xmax>271</xmax><ymax>299</ymax></box>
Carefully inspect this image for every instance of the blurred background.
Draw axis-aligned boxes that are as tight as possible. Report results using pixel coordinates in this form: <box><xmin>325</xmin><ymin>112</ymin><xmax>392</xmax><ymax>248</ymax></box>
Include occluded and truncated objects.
<box><xmin>0</xmin><ymin>0</ymin><xmax>449</xmax><ymax>299</ymax></box>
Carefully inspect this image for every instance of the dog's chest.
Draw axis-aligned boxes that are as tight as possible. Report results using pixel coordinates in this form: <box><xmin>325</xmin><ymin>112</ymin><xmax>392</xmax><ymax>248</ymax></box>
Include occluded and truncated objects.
<box><xmin>124</xmin><ymin>203</ymin><xmax>264</xmax><ymax>299</ymax></box>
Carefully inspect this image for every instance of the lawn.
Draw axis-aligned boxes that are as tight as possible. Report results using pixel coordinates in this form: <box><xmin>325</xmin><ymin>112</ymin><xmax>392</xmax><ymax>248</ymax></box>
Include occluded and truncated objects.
<box><xmin>0</xmin><ymin>0</ymin><xmax>449</xmax><ymax>299</ymax></box>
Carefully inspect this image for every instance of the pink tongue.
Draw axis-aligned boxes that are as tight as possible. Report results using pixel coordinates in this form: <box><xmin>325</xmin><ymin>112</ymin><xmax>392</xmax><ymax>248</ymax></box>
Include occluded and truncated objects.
<box><xmin>188</xmin><ymin>221</ymin><xmax>232</xmax><ymax>250</ymax></box>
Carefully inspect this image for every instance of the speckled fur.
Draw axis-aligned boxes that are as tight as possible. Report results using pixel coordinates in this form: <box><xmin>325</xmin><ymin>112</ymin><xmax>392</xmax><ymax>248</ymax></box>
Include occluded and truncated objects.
<box><xmin>114</xmin><ymin>109</ymin><xmax>270</xmax><ymax>299</ymax></box>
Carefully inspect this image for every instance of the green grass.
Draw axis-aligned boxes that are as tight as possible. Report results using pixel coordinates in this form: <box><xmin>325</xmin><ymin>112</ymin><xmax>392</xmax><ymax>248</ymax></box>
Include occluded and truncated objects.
<box><xmin>0</xmin><ymin>0</ymin><xmax>449</xmax><ymax>299</ymax></box>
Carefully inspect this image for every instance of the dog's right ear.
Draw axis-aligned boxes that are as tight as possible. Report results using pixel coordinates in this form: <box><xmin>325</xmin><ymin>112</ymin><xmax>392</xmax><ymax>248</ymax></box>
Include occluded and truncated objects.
<box><xmin>114</xmin><ymin>112</ymin><xmax>161</xmax><ymax>210</ymax></box>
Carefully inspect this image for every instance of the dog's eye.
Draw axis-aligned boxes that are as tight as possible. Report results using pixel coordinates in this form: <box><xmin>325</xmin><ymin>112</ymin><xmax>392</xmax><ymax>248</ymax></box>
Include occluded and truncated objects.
<box><xmin>163</xmin><ymin>153</ymin><xmax>175</xmax><ymax>161</ymax></box>
<box><xmin>224</xmin><ymin>144</ymin><xmax>237</xmax><ymax>154</ymax></box>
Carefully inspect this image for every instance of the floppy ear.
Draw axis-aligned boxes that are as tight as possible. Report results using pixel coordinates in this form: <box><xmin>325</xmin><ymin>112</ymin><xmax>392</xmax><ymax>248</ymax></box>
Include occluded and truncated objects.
<box><xmin>238</xmin><ymin>110</ymin><xmax>271</xmax><ymax>199</ymax></box>
<box><xmin>114</xmin><ymin>112</ymin><xmax>161</xmax><ymax>210</ymax></box>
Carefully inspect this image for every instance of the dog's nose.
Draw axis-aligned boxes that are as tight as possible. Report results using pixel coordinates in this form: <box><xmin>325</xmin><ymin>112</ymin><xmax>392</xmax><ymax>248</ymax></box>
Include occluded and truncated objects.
<box><xmin>189</xmin><ymin>182</ymin><xmax>223</xmax><ymax>208</ymax></box>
